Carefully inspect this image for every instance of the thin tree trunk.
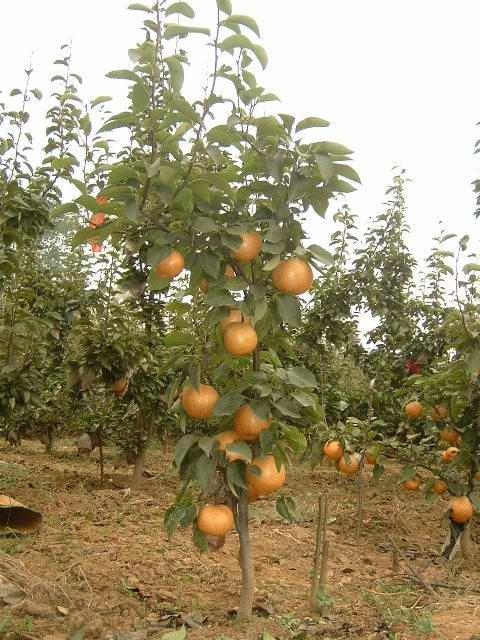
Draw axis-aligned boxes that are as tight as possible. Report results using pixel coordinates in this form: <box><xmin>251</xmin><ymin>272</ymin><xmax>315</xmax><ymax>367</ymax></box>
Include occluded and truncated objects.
<box><xmin>235</xmin><ymin>490</ymin><xmax>254</xmax><ymax>621</ymax></box>
<box><xmin>45</xmin><ymin>426</ymin><xmax>54</xmax><ymax>454</ymax></box>
<box><xmin>130</xmin><ymin>451</ymin><xmax>145</xmax><ymax>491</ymax></box>
<box><xmin>310</xmin><ymin>495</ymin><xmax>329</xmax><ymax>613</ymax></box>
<box><xmin>97</xmin><ymin>427</ymin><xmax>104</xmax><ymax>487</ymax></box>
<box><xmin>357</xmin><ymin>382</ymin><xmax>374</xmax><ymax>536</ymax></box>
<box><xmin>460</xmin><ymin>525</ymin><xmax>472</xmax><ymax>560</ymax></box>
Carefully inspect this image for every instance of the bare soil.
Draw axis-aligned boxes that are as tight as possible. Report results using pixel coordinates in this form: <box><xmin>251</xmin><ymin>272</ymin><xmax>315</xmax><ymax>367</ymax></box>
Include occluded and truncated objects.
<box><xmin>0</xmin><ymin>439</ymin><xmax>479</xmax><ymax>640</ymax></box>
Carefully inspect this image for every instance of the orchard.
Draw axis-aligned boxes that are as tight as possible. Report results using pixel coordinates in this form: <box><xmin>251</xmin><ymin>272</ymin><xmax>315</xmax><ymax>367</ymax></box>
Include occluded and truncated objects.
<box><xmin>0</xmin><ymin>2</ymin><xmax>479</xmax><ymax>639</ymax></box>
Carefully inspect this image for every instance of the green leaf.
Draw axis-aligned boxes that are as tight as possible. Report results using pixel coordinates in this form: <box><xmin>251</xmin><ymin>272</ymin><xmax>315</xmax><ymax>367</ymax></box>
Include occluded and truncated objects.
<box><xmin>258</xmin><ymin>92</ymin><xmax>280</xmax><ymax>103</ymax></box>
<box><xmin>75</xmin><ymin>195</ymin><xmax>98</xmax><ymax>213</ymax></box>
<box><xmin>69</xmin><ymin>178</ymin><xmax>88</xmax><ymax>194</ymax></box>
<box><xmin>175</xmin><ymin>434</ymin><xmax>197</xmax><ymax>467</ymax></box>
<box><xmin>204</xmin><ymin>290</ymin><xmax>235</xmax><ymax>307</ymax></box>
<box><xmin>250</xmin><ymin>399</ymin><xmax>270</xmax><ymax>421</ymax></box>
<box><xmin>206</xmin><ymin>307</ymin><xmax>230</xmax><ymax>328</ymax></box>
<box><xmin>131</xmin><ymin>82</ymin><xmax>150</xmax><ymax>113</ymax></box>
<box><xmin>466</xmin><ymin>348</ymin><xmax>480</xmax><ymax>375</ymax></box>
<box><xmin>315</xmin><ymin>153</ymin><xmax>334</xmax><ymax>182</ymax></box>
<box><xmin>128</xmin><ymin>3</ymin><xmax>153</xmax><ymax>11</ymax></box>
<box><xmin>198</xmin><ymin>435</ymin><xmax>214</xmax><ymax>456</ymax></box>
<box><xmin>259</xmin><ymin>428</ymin><xmax>274</xmax><ymax>456</ymax></box>
<box><xmin>200</xmin><ymin>252</ymin><xmax>220</xmax><ymax>278</ymax></box>
<box><xmin>164</xmin><ymin>24</ymin><xmax>210</xmax><ymax>39</ymax></box>
<box><xmin>275</xmin><ymin>398</ymin><xmax>301</xmax><ymax>419</ymax></box>
<box><xmin>106</xmin><ymin>69</ymin><xmax>140</xmax><ymax>82</ymax></box>
<box><xmin>221</xmin><ymin>14</ymin><xmax>260</xmax><ymax>37</ymax></box>
<box><xmin>276</xmin><ymin>295</ymin><xmax>301</xmax><ymax>327</ymax></box>
<box><xmin>276</xmin><ymin>495</ymin><xmax>296</xmax><ymax>523</ymax></box>
<box><xmin>165</xmin><ymin>56</ymin><xmax>185</xmax><ymax>94</ymax></box>
<box><xmin>291</xmin><ymin>390</ymin><xmax>316</xmax><ymax>407</ymax></box>
<box><xmin>282</xmin><ymin>425</ymin><xmax>307</xmax><ymax>453</ymax></box>
<box><xmin>372</xmin><ymin>463</ymin><xmax>385</xmax><ymax>479</ymax></box>
<box><xmin>71</xmin><ymin>226</ymin><xmax>101</xmax><ymax>248</ymax></box>
<box><xmin>399</xmin><ymin>466</ymin><xmax>415</xmax><ymax>482</ymax></box>
<box><xmin>91</xmin><ymin>96</ymin><xmax>112</xmax><ymax>107</ymax></box>
<box><xmin>166</xmin><ymin>2</ymin><xmax>195</xmax><ymax>18</ymax></box>
<box><xmin>147</xmin><ymin>245</ymin><xmax>172</xmax><ymax>267</ymax></box>
<box><xmin>217</xmin><ymin>0</ymin><xmax>232</xmax><ymax>14</ymax></box>
<box><xmin>253</xmin><ymin>298</ymin><xmax>268</xmax><ymax>324</ymax></box>
<box><xmin>52</xmin><ymin>202</ymin><xmax>78</xmax><ymax>217</ymax></box>
<box><xmin>193</xmin><ymin>216</ymin><xmax>219</xmax><ymax>233</ymax></box>
<box><xmin>213</xmin><ymin>392</ymin><xmax>244</xmax><ymax>416</ymax></box>
<box><xmin>109</xmin><ymin>165</ymin><xmax>139</xmax><ymax>184</ymax></box>
<box><xmin>31</xmin><ymin>88</ymin><xmax>42</xmax><ymax>100</ymax></box>
<box><xmin>286</xmin><ymin>366</ymin><xmax>317</xmax><ymax>389</ymax></box>
<box><xmin>164</xmin><ymin>332</ymin><xmax>195</xmax><ymax>346</ymax></box>
<box><xmin>226</xmin><ymin>461</ymin><xmax>247</xmax><ymax>497</ymax></box>
<box><xmin>148</xmin><ymin>270</ymin><xmax>171</xmax><ymax>291</ymax></box>
<box><xmin>226</xmin><ymin>441</ymin><xmax>252</xmax><ymax>463</ymax></box>
<box><xmin>126</xmin><ymin>198</ymin><xmax>139</xmax><ymax>222</ymax></box>
<box><xmin>189</xmin><ymin>365</ymin><xmax>201</xmax><ymax>391</ymax></box>
<box><xmin>308</xmin><ymin>188</ymin><xmax>330</xmax><ymax>216</ymax></box>
<box><xmin>207</xmin><ymin>124</ymin><xmax>241</xmax><ymax>146</ymax></box>
<box><xmin>464</xmin><ymin>263</ymin><xmax>480</xmax><ymax>273</ymax></box>
<box><xmin>334</xmin><ymin>163</ymin><xmax>361</xmax><ymax>184</ymax></box>
<box><xmin>196</xmin><ymin>454</ymin><xmax>217</xmax><ymax>492</ymax></box>
<box><xmin>296</xmin><ymin>117</ymin><xmax>330</xmax><ymax>132</ymax></box>
<box><xmin>161</xmin><ymin>626</ymin><xmax>187</xmax><ymax>640</ymax></box>
<box><xmin>263</xmin><ymin>255</ymin><xmax>281</xmax><ymax>272</ymax></box>
<box><xmin>330</xmin><ymin>177</ymin><xmax>357</xmax><ymax>193</ymax></box>
<box><xmin>220</xmin><ymin>34</ymin><xmax>268</xmax><ymax>69</ymax></box>
<box><xmin>308</xmin><ymin>244</ymin><xmax>333</xmax><ymax>266</ymax></box>
<box><xmin>311</xmin><ymin>141</ymin><xmax>353</xmax><ymax>155</ymax></box>
<box><xmin>225</xmin><ymin>277</ymin><xmax>247</xmax><ymax>291</ymax></box>
<box><xmin>192</xmin><ymin>527</ymin><xmax>209</xmax><ymax>553</ymax></box>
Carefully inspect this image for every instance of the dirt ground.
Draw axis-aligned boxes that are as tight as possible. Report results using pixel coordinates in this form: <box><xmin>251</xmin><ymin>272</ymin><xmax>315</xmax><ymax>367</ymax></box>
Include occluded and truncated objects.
<box><xmin>0</xmin><ymin>439</ymin><xmax>479</xmax><ymax>640</ymax></box>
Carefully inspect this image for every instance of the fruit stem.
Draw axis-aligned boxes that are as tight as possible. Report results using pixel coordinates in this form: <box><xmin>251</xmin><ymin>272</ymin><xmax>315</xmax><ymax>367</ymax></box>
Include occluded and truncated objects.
<box><xmin>235</xmin><ymin>489</ymin><xmax>254</xmax><ymax>621</ymax></box>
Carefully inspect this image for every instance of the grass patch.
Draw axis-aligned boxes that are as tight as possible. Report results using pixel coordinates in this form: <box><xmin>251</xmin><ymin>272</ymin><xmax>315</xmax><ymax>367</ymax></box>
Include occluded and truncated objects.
<box><xmin>0</xmin><ymin>535</ymin><xmax>26</xmax><ymax>556</ymax></box>
<box><xmin>0</xmin><ymin>462</ymin><xmax>28</xmax><ymax>493</ymax></box>
<box><xmin>362</xmin><ymin>582</ymin><xmax>435</xmax><ymax>637</ymax></box>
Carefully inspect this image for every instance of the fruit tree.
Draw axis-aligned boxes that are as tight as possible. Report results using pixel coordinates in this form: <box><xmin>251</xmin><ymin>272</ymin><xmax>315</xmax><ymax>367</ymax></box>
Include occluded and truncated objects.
<box><xmin>71</xmin><ymin>0</ymin><xmax>357</xmax><ymax>619</ymax></box>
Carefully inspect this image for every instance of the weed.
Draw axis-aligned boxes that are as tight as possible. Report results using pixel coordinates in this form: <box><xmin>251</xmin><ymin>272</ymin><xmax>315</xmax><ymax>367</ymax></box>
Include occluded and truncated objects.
<box><xmin>21</xmin><ymin>615</ymin><xmax>34</xmax><ymax>632</ymax></box>
<box><xmin>362</xmin><ymin>583</ymin><xmax>435</xmax><ymax>637</ymax></box>
<box><xmin>0</xmin><ymin>613</ymin><xmax>12</xmax><ymax>633</ymax></box>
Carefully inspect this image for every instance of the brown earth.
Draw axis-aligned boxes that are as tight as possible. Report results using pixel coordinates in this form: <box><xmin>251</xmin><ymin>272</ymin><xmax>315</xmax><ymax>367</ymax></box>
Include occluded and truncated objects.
<box><xmin>0</xmin><ymin>439</ymin><xmax>479</xmax><ymax>640</ymax></box>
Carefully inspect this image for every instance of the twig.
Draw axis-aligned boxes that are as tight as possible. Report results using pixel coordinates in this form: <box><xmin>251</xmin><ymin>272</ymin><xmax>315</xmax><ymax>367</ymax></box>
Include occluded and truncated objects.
<box><xmin>397</xmin><ymin>574</ymin><xmax>480</xmax><ymax>594</ymax></box>
<box><xmin>77</xmin><ymin>565</ymin><xmax>93</xmax><ymax>608</ymax></box>
<box><xmin>272</xmin><ymin>528</ymin><xmax>307</xmax><ymax>547</ymax></box>
<box><xmin>387</xmin><ymin>535</ymin><xmax>436</xmax><ymax>596</ymax></box>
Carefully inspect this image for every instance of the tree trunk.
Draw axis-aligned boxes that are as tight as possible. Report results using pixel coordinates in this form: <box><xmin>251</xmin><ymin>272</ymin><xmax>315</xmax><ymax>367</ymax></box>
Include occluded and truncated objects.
<box><xmin>97</xmin><ymin>427</ymin><xmax>104</xmax><ymax>487</ymax></box>
<box><xmin>235</xmin><ymin>490</ymin><xmax>254</xmax><ymax>621</ymax></box>
<box><xmin>45</xmin><ymin>426</ymin><xmax>55</xmax><ymax>454</ymax></box>
<box><xmin>310</xmin><ymin>495</ymin><xmax>329</xmax><ymax>613</ymax></box>
<box><xmin>130</xmin><ymin>451</ymin><xmax>145</xmax><ymax>491</ymax></box>
<box><xmin>460</xmin><ymin>524</ymin><xmax>472</xmax><ymax>560</ymax></box>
